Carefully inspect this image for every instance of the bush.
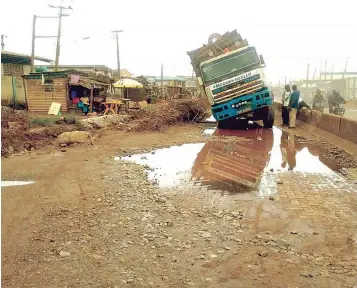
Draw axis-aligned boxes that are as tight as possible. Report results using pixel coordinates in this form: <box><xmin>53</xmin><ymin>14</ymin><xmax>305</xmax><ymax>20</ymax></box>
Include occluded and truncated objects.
<box><xmin>30</xmin><ymin>117</ymin><xmax>57</xmax><ymax>127</ymax></box>
<box><xmin>64</xmin><ymin>114</ymin><xmax>77</xmax><ymax>124</ymax></box>
<box><xmin>133</xmin><ymin>99</ymin><xmax>209</xmax><ymax>131</ymax></box>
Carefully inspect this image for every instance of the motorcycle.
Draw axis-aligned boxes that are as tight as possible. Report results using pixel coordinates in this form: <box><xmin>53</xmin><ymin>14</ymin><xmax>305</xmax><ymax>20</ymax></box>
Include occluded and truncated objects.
<box><xmin>312</xmin><ymin>102</ymin><xmax>324</xmax><ymax>113</ymax></box>
<box><xmin>330</xmin><ymin>102</ymin><xmax>345</xmax><ymax>116</ymax></box>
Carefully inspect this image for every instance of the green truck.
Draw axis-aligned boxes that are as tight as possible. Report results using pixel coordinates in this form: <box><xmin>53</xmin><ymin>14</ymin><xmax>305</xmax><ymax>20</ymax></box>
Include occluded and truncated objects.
<box><xmin>187</xmin><ymin>30</ymin><xmax>274</xmax><ymax>128</ymax></box>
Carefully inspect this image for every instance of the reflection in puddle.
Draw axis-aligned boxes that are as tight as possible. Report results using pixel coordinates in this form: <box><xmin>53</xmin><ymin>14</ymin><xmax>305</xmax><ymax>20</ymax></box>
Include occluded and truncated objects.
<box><xmin>266</xmin><ymin>129</ymin><xmax>336</xmax><ymax>174</ymax></box>
<box><xmin>205</xmin><ymin>115</ymin><xmax>216</xmax><ymax>122</ymax></box>
<box><xmin>203</xmin><ymin>128</ymin><xmax>216</xmax><ymax>136</ymax></box>
<box><xmin>1</xmin><ymin>181</ymin><xmax>35</xmax><ymax>187</ymax></box>
<box><xmin>122</xmin><ymin>143</ymin><xmax>205</xmax><ymax>187</ymax></box>
<box><xmin>120</xmin><ymin>127</ymin><xmax>339</xmax><ymax>196</ymax></box>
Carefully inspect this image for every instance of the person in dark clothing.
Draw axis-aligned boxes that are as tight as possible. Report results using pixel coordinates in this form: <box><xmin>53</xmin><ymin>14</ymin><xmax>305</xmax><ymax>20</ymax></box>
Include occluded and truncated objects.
<box><xmin>328</xmin><ymin>89</ymin><xmax>345</xmax><ymax>113</ymax></box>
<box><xmin>281</xmin><ymin>85</ymin><xmax>291</xmax><ymax>126</ymax></box>
<box><xmin>312</xmin><ymin>89</ymin><xmax>325</xmax><ymax>111</ymax></box>
<box><xmin>288</xmin><ymin>85</ymin><xmax>300</xmax><ymax>129</ymax></box>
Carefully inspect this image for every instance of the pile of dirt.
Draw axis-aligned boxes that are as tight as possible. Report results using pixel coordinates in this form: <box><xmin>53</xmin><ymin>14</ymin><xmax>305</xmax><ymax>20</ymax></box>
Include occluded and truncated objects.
<box><xmin>1</xmin><ymin>107</ymin><xmax>86</xmax><ymax>157</ymax></box>
<box><xmin>132</xmin><ymin>99</ymin><xmax>209</xmax><ymax>131</ymax></box>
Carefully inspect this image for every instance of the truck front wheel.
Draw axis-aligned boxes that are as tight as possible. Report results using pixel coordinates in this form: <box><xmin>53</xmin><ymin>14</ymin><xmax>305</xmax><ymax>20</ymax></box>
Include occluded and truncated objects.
<box><xmin>217</xmin><ymin>117</ymin><xmax>236</xmax><ymax>129</ymax></box>
<box><xmin>262</xmin><ymin>106</ymin><xmax>274</xmax><ymax>128</ymax></box>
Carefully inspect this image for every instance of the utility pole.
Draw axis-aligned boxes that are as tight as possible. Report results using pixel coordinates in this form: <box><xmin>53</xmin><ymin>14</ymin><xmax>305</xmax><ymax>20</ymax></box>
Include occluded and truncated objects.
<box><xmin>30</xmin><ymin>14</ymin><xmax>59</xmax><ymax>73</ymax></box>
<box><xmin>111</xmin><ymin>30</ymin><xmax>123</xmax><ymax>79</ymax></box>
<box><xmin>306</xmin><ymin>63</ymin><xmax>310</xmax><ymax>89</ymax></box>
<box><xmin>49</xmin><ymin>5</ymin><xmax>72</xmax><ymax>71</ymax></box>
<box><xmin>324</xmin><ymin>59</ymin><xmax>327</xmax><ymax>80</ymax></box>
<box><xmin>342</xmin><ymin>58</ymin><xmax>350</xmax><ymax>79</ymax></box>
<box><xmin>31</xmin><ymin>16</ymin><xmax>37</xmax><ymax>72</ymax></box>
<box><xmin>161</xmin><ymin>63</ymin><xmax>164</xmax><ymax>99</ymax></box>
<box><xmin>1</xmin><ymin>34</ymin><xmax>6</xmax><ymax>51</ymax></box>
<box><xmin>312</xmin><ymin>68</ymin><xmax>317</xmax><ymax>82</ymax></box>
<box><xmin>331</xmin><ymin>65</ymin><xmax>334</xmax><ymax>82</ymax></box>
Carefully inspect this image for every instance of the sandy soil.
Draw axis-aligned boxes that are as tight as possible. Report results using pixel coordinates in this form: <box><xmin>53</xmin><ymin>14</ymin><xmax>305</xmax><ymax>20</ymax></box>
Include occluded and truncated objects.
<box><xmin>2</xmin><ymin>123</ymin><xmax>357</xmax><ymax>288</ymax></box>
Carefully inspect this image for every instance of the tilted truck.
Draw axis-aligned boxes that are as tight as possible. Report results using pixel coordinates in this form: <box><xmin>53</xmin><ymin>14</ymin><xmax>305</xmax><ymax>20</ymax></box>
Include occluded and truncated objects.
<box><xmin>187</xmin><ymin>30</ymin><xmax>274</xmax><ymax>128</ymax></box>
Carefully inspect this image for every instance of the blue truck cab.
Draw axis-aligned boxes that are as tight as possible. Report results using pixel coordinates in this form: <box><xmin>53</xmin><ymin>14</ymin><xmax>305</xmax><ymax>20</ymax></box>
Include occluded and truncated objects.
<box><xmin>199</xmin><ymin>46</ymin><xmax>274</xmax><ymax>128</ymax></box>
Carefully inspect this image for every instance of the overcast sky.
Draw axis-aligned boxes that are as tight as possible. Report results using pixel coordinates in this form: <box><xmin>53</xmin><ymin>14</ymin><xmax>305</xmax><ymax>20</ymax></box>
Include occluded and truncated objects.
<box><xmin>1</xmin><ymin>0</ymin><xmax>356</xmax><ymax>84</ymax></box>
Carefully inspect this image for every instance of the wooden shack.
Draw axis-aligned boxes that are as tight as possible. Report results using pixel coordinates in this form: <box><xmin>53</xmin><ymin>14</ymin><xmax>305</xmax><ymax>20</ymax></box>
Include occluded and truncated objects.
<box><xmin>23</xmin><ymin>70</ymin><xmax>112</xmax><ymax>112</ymax></box>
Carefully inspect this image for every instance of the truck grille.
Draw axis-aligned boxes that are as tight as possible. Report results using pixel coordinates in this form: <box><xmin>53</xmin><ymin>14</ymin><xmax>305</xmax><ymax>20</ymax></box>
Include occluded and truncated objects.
<box><xmin>213</xmin><ymin>79</ymin><xmax>263</xmax><ymax>104</ymax></box>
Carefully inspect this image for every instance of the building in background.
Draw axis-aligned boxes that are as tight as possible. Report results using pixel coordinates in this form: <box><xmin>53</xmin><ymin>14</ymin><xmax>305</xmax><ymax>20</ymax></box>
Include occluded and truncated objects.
<box><xmin>177</xmin><ymin>75</ymin><xmax>196</xmax><ymax>88</ymax></box>
<box><xmin>146</xmin><ymin>76</ymin><xmax>186</xmax><ymax>87</ymax></box>
<box><xmin>44</xmin><ymin>65</ymin><xmax>113</xmax><ymax>78</ymax></box>
<box><xmin>320</xmin><ymin>72</ymin><xmax>357</xmax><ymax>100</ymax></box>
<box><xmin>1</xmin><ymin>51</ymin><xmax>52</xmax><ymax>105</ymax></box>
<box><xmin>112</xmin><ymin>69</ymin><xmax>132</xmax><ymax>80</ymax></box>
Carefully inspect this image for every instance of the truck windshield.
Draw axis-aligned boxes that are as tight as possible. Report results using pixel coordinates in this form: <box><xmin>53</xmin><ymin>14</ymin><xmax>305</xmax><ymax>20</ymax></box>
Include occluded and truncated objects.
<box><xmin>201</xmin><ymin>50</ymin><xmax>260</xmax><ymax>83</ymax></box>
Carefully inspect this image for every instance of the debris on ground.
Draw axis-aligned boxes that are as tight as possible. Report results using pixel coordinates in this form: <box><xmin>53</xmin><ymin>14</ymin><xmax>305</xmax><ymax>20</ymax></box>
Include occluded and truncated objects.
<box><xmin>131</xmin><ymin>99</ymin><xmax>209</xmax><ymax>131</ymax></box>
<box><xmin>80</xmin><ymin>114</ymin><xmax>130</xmax><ymax>129</ymax></box>
<box><xmin>57</xmin><ymin>131</ymin><xmax>93</xmax><ymax>145</ymax></box>
<box><xmin>1</xmin><ymin>107</ymin><xmax>87</xmax><ymax>156</ymax></box>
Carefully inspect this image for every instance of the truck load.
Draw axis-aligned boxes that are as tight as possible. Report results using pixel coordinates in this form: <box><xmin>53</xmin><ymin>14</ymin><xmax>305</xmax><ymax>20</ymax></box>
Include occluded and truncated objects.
<box><xmin>187</xmin><ymin>30</ymin><xmax>274</xmax><ymax>128</ymax></box>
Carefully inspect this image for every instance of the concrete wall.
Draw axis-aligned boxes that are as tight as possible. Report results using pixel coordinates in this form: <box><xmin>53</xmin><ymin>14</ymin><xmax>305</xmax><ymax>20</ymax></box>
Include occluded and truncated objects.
<box><xmin>274</xmin><ymin>101</ymin><xmax>357</xmax><ymax>145</ymax></box>
<box><xmin>1</xmin><ymin>75</ymin><xmax>26</xmax><ymax>104</ymax></box>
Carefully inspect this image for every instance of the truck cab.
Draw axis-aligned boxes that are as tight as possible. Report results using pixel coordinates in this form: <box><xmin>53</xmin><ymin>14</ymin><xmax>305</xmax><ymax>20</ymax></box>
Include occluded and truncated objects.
<box><xmin>199</xmin><ymin>46</ymin><xmax>274</xmax><ymax>128</ymax></box>
<box><xmin>187</xmin><ymin>30</ymin><xmax>274</xmax><ymax>129</ymax></box>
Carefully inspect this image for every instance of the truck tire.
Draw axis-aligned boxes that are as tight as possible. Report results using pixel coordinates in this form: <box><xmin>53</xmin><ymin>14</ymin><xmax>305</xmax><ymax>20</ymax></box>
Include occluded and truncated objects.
<box><xmin>263</xmin><ymin>106</ymin><xmax>274</xmax><ymax>128</ymax></box>
<box><xmin>208</xmin><ymin>33</ymin><xmax>221</xmax><ymax>44</ymax></box>
<box><xmin>217</xmin><ymin>117</ymin><xmax>237</xmax><ymax>129</ymax></box>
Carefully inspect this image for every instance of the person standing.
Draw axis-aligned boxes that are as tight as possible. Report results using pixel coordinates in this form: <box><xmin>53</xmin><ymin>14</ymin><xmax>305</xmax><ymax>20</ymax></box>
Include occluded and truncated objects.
<box><xmin>288</xmin><ymin>84</ymin><xmax>300</xmax><ymax>129</ymax></box>
<box><xmin>281</xmin><ymin>85</ymin><xmax>291</xmax><ymax>126</ymax></box>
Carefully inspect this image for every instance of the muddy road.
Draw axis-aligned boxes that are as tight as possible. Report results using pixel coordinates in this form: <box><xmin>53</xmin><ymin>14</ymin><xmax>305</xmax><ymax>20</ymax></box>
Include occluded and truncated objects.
<box><xmin>2</xmin><ymin>119</ymin><xmax>357</xmax><ymax>287</ymax></box>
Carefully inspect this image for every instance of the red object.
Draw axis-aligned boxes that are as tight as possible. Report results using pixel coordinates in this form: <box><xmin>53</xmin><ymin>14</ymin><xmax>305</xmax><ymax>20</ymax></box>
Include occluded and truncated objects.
<box><xmin>224</xmin><ymin>48</ymin><xmax>230</xmax><ymax>53</ymax></box>
<box><xmin>72</xmin><ymin>97</ymin><xmax>80</xmax><ymax>104</ymax></box>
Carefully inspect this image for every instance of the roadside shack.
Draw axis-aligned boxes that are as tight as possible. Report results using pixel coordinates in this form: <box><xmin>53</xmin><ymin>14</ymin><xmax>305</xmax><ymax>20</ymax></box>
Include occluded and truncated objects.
<box><xmin>22</xmin><ymin>70</ymin><xmax>112</xmax><ymax>113</ymax></box>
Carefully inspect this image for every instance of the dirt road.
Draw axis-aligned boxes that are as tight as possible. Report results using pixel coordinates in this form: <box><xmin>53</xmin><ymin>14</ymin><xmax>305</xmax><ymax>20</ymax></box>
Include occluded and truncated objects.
<box><xmin>2</xmin><ymin>121</ymin><xmax>357</xmax><ymax>287</ymax></box>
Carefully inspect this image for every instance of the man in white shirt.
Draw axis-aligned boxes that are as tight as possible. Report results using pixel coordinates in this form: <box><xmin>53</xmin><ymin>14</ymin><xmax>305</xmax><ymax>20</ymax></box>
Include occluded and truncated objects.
<box><xmin>281</xmin><ymin>85</ymin><xmax>291</xmax><ymax>126</ymax></box>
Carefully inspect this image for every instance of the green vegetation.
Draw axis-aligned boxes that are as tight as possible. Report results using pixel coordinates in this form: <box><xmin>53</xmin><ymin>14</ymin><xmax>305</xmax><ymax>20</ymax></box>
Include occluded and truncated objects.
<box><xmin>64</xmin><ymin>114</ymin><xmax>77</xmax><ymax>124</ymax></box>
<box><xmin>30</xmin><ymin>117</ymin><xmax>57</xmax><ymax>127</ymax></box>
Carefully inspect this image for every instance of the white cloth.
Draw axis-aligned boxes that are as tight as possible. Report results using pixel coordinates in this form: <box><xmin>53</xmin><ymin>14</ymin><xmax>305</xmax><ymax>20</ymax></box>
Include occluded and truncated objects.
<box><xmin>282</xmin><ymin>91</ymin><xmax>291</xmax><ymax>107</ymax></box>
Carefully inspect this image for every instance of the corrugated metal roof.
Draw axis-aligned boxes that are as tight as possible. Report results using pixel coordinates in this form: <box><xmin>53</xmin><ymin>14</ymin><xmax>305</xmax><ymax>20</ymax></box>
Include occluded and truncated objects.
<box><xmin>45</xmin><ymin>64</ymin><xmax>112</xmax><ymax>70</ymax></box>
<box><xmin>146</xmin><ymin>76</ymin><xmax>186</xmax><ymax>82</ymax></box>
<box><xmin>1</xmin><ymin>51</ymin><xmax>52</xmax><ymax>64</ymax></box>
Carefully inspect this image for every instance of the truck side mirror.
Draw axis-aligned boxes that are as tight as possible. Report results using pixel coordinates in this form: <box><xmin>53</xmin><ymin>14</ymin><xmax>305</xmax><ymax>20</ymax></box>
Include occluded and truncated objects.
<box><xmin>260</xmin><ymin>55</ymin><xmax>266</xmax><ymax>67</ymax></box>
<box><xmin>197</xmin><ymin>77</ymin><xmax>203</xmax><ymax>86</ymax></box>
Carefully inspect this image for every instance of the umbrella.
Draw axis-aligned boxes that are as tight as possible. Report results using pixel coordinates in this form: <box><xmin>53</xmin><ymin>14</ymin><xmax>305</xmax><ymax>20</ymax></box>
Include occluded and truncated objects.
<box><xmin>113</xmin><ymin>79</ymin><xmax>143</xmax><ymax>89</ymax></box>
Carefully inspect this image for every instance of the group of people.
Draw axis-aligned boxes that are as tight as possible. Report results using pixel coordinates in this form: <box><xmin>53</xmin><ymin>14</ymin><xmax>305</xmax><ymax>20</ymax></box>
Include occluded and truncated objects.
<box><xmin>281</xmin><ymin>84</ymin><xmax>300</xmax><ymax>128</ymax></box>
<box><xmin>281</xmin><ymin>85</ymin><xmax>346</xmax><ymax>126</ymax></box>
<box><xmin>312</xmin><ymin>88</ymin><xmax>345</xmax><ymax>113</ymax></box>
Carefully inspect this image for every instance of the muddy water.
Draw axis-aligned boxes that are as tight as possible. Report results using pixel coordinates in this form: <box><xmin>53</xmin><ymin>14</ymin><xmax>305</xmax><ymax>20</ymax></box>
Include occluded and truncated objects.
<box><xmin>120</xmin><ymin>127</ymin><xmax>340</xmax><ymax>195</ymax></box>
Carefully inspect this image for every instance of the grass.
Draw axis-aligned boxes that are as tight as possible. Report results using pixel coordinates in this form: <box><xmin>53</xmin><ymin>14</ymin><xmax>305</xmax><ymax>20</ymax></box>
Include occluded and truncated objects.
<box><xmin>64</xmin><ymin>114</ymin><xmax>77</xmax><ymax>124</ymax></box>
<box><xmin>30</xmin><ymin>117</ymin><xmax>58</xmax><ymax>127</ymax></box>
<box><xmin>30</xmin><ymin>113</ymin><xmax>77</xmax><ymax>127</ymax></box>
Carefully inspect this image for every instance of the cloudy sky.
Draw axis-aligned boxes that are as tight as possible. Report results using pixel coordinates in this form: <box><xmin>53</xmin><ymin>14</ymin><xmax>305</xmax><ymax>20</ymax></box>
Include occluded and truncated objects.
<box><xmin>1</xmin><ymin>0</ymin><xmax>356</xmax><ymax>84</ymax></box>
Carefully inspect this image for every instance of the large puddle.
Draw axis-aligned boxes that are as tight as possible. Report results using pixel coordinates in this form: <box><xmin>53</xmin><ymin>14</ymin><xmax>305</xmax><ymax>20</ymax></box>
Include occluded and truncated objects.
<box><xmin>1</xmin><ymin>181</ymin><xmax>35</xmax><ymax>187</ymax></box>
<box><xmin>120</xmin><ymin>127</ymin><xmax>340</xmax><ymax>195</ymax></box>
